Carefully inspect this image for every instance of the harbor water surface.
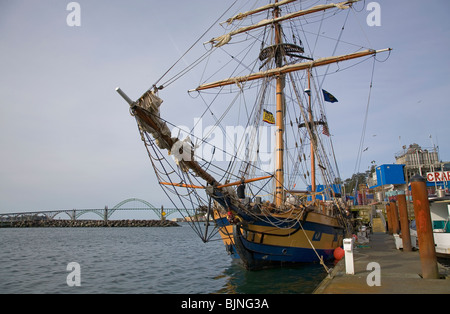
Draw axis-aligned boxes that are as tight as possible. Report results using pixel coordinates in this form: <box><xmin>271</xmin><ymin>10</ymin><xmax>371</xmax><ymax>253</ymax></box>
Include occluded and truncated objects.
<box><xmin>0</xmin><ymin>224</ymin><xmax>330</xmax><ymax>294</ymax></box>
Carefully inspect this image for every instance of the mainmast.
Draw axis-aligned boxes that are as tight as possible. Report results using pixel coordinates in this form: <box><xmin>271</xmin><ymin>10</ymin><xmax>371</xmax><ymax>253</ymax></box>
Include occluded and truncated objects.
<box><xmin>274</xmin><ymin>0</ymin><xmax>285</xmax><ymax>207</ymax></box>
<box><xmin>307</xmin><ymin>69</ymin><xmax>316</xmax><ymax>201</ymax></box>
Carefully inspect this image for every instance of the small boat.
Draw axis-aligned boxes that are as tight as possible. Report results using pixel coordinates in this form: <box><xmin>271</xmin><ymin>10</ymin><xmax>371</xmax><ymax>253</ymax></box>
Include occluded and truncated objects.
<box><xmin>429</xmin><ymin>196</ymin><xmax>450</xmax><ymax>258</ymax></box>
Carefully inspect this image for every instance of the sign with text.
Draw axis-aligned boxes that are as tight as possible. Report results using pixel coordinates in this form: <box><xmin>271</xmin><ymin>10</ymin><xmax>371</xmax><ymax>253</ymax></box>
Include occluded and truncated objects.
<box><xmin>427</xmin><ymin>171</ymin><xmax>450</xmax><ymax>182</ymax></box>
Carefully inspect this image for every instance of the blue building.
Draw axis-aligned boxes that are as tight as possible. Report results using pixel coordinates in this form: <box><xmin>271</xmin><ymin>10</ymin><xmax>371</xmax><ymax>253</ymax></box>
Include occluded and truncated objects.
<box><xmin>368</xmin><ymin>164</ymin><xmax>406</xmax><ymax>189</ymax></box>
<box><xmin>307</xmin><ymin>184</ymin><xmax>342</xmax><ymax>201</ymax></box>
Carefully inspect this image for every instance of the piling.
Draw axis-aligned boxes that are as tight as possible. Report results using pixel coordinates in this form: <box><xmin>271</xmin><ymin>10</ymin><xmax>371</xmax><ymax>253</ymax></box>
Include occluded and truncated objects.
<box><xmin>410</xmin><ymin>175</ymin><xmax>439</xmax><ymax>279</ymax></box>
<box><xmin>385</xmin><ymin>202</ymin><xmax>393</xmax><ymax>235</ymax></box>
<box><xmin>390</xmin><ymin>199</ymin><xmax>400</xmax><ymax>235</ymax></box>
<box><xmin>397</xmin><ymin>193</ymin><xmax>412</xmax><ymax>252</ymax></box>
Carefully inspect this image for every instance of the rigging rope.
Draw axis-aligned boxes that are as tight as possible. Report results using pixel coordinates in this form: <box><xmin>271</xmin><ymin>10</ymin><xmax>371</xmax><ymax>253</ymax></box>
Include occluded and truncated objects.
<box><xmin>152</xmin><ymin>0</ymin><xmax>239</xmax><ymax>90</ymax></box>
<box><xmin>353</xmin><ymin>57</ymin><xmax>376</xmax><ymax>175</ymax></box>
<box><xmin>297</xmin><ymin>219</ymin><xmax>331</xmax><ymax>274</ymax></box>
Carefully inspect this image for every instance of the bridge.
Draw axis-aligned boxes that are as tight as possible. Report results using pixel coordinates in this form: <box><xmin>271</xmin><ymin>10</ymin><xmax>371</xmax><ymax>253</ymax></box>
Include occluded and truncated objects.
<box><xmin>0</xmin><ymin>198</ymin><xmax>195</xmax><ymax>222</ymax></box>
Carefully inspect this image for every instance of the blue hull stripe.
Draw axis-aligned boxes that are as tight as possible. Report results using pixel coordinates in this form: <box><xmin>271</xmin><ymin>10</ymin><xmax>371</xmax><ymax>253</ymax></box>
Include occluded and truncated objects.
<box><xmin>239</xmin><ymin>235</ymin><xmax>334</xmax><ymax>263</ymax></box>
<box><xmin>215</xmin><ymin>216</ymin><xmax>342</xmax><ymax>265</ymax></box>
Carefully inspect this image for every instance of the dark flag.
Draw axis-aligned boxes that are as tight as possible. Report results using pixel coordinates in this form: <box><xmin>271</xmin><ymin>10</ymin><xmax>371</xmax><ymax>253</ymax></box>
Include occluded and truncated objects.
<box><xmin>322</xmin><ymin>89</ymin><xmax>338</xmax><ymax>103</ymax></box>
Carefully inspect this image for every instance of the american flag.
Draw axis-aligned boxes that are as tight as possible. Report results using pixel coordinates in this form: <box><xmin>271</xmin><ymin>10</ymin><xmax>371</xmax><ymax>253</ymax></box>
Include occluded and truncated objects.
<box><xmin>322</xmin><ymin>123</ymin><xmax>330</xmax><ymax>137</ymax></box>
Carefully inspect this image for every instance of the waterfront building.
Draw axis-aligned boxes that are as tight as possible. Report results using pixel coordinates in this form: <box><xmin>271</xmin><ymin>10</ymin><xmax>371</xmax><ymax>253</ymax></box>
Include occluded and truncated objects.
<box><xmin>395</xmin><ymin>143</ymin><xmax>449</xmax><ymax>195</ymax></box>
<box><xmin>366</xmin><ymin>143</ymin><xmax>449</xmax><ymax>201</ymax></box>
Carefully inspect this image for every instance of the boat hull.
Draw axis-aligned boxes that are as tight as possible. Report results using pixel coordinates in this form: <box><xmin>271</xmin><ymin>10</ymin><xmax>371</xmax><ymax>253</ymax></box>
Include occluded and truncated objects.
<box><xmin>429</xmin><ymin>198</ymin><xmax>450</xmax><ymax>258</ymax></box>
<box><xmin>214</xmin><ymin>210</ymin><xmax>344</xmax><ymax>270</ymax></box>
<box><xmin>434</xmin><ymin>231</ymin><xmax>450</xmax><ymax>258</ymax></box>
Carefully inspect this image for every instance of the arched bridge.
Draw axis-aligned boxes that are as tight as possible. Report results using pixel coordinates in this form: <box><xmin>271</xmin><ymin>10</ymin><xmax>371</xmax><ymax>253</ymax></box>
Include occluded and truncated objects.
<box><xmin>0</xmin><ymin>198</ymin><xmax>195</xmax><ymax>222</ymax></box>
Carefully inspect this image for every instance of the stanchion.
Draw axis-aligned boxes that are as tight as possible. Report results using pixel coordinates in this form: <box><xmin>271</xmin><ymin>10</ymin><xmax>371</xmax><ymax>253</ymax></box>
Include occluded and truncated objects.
<box><xmin>343</xmin><ymin>238</ymin><xmax>354</xmax><ymax>275</ymax></box>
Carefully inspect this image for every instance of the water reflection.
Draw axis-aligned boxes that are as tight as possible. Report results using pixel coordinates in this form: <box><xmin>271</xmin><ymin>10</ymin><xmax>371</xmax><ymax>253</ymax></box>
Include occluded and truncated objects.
<box><xmin>215</xmin><ymin>261</ymin><xmax>331</xmax><ymax>294</ymax></box>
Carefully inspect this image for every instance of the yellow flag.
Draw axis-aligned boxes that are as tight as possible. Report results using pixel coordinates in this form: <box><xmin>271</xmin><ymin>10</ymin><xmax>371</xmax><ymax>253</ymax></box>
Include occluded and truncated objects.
<box><xmin>263</xmin><ymin>109</ymin><xmax>275</xmax><ymax>124</ymax></box>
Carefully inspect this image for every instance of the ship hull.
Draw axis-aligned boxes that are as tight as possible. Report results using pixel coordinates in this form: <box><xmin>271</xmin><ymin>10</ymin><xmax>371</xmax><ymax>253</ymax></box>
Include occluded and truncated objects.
<box><xmin>214</xmin><ymin>210</ymin><xmax>344</xmax><ymax>270</ymax></box>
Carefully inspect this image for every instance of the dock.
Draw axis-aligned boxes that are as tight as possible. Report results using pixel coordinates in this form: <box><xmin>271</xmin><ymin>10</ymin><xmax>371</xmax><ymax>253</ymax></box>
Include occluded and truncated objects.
<box><xmin>314</xmin><ymin>232</ymin><xmax>450</xmax><ymax>294</ymax></box>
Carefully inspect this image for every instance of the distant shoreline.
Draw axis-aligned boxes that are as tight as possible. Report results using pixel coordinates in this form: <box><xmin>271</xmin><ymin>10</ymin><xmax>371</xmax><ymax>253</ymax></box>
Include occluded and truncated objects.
<box><xmin>0</xmin><ymin>219</ymin><xmax>180</xmax><ymax>228</ymax></box>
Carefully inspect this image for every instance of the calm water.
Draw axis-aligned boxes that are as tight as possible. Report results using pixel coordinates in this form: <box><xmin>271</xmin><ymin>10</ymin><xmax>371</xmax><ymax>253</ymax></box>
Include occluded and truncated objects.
<box><xmin>0</xmin><ymin>224</ymin><xmax>329</xmax><ymax>294</ymax></box>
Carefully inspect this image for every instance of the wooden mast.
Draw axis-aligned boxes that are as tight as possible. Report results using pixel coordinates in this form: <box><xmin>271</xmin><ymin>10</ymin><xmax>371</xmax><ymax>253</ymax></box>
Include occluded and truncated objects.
<box><xmin>191</xmin><ymin>49</ymin><xmax>391</xmax><ymax>92</ymax></box>
<box><xmin>308</xmin><ymin>69</ymin><xmax>316</xmax><ymax>201</ymax></box>
<box><xmin>274</xmin><ymin>0</ymin><xmax>285</xmax><ymax>207</ymax></box>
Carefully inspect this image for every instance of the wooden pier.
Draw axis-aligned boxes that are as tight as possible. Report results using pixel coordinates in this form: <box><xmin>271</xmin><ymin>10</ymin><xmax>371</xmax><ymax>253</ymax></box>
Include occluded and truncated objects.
<box><xmin>314</xmin><ymin>232</ymin><xmax>450</xmax><ymax>294</ymax></box>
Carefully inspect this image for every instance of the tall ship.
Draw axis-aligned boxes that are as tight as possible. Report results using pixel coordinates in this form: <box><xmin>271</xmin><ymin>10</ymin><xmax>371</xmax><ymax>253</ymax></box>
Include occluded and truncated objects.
<box><xmin>116</xmin><ymin>0</ymin><xmax>391</xmax><ymax>270</ymax></box>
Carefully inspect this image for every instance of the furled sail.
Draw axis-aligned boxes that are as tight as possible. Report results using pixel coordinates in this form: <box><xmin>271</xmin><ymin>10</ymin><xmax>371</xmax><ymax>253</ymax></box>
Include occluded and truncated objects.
<box><xmin>116</xmin><ymin>88</ymin><xmax>217</xmax><ymax>185</ymax></box>
<box><xmin>210</xmin><ymin>0</ymin><xmax>361</xmax><ymax>47</ymax></box>
<box><xmin>224</xmin><ymin>0</ymin><xmax>297</xmax><ymax>25</ymax></box>
<box><xmin>134</xmin><ymin>90</ymin><xmax>172</xmax><ymax>150</ymax></box>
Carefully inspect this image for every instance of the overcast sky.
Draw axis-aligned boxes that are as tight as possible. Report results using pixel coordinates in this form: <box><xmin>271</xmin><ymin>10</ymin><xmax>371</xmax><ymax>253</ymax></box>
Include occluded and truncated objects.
<box><xmin>1</xmin><ymin>1</ymin><xmax>449</xmax><ymax>214</ymax></box>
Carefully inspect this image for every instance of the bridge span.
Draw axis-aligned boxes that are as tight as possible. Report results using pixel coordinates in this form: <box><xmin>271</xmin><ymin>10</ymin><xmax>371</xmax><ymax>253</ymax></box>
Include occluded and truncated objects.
<box><xmin>0</xmin><ymin>198</ymin><xmax>194</xmax><ymax>222</ymax></box>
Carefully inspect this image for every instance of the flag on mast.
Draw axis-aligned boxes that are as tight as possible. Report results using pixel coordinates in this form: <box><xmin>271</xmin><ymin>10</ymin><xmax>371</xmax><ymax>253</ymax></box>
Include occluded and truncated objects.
<box><xmin>322</xmin><ymin>123</ymin><xmax>330</xmax><ymax>137</ymax></box>
<box><xmin>322</xmin><ymin>89</ymin><xmax>338</xmax><ymax>103</ymax></box>
<box><xmin>262</xmin><ymin>109</ymin><xmax>275</xmax><ymax>124</ymax></box>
